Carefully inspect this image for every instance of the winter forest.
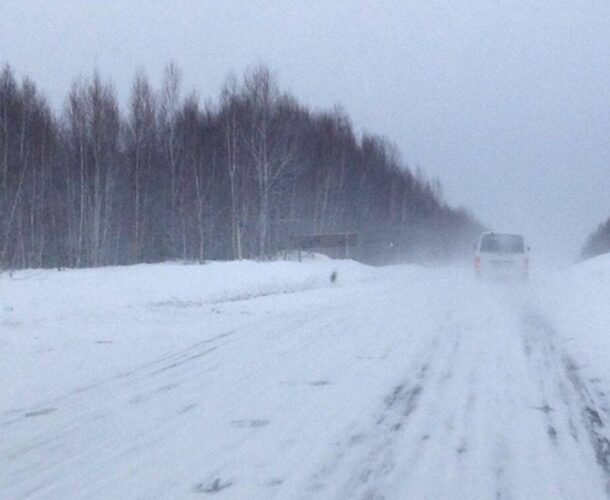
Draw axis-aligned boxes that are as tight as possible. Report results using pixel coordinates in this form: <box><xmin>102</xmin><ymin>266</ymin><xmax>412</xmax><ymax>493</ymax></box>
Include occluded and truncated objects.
<box><xmin>0</xmin><ymin>63</ymin><xmax>481</xmax><ymax>270</ymax></box>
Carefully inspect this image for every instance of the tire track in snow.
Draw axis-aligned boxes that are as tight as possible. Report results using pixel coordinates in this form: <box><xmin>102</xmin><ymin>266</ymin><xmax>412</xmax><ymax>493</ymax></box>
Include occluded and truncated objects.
<box><xmin>2</xmin><ymin>299</ymin><xmax>343</xmax><ymax>499</ymax></box>
<box><xmin>563</xmin><ymin>355</ymin><xmax>610</xmax><ymax>493</ymax></box>
<box><xmin>294</xmin><ymin>280</ymin><xmax>610</xmax><ymax>500</ymax></box>
<box><xmin>303</xmin><ymin>341</ymin><xmax>438</xmax><ymax>498</ymax></box>
<box><xmin>305</xmin><ymin>314</ymin><xmax>470</xmax><ymax>500</ymax></box>
<box><xmin>0</xmin><ymin>330</ymin><xmax>244</xmax><ymax>496</ymax></box>
<box><xmin>309</xmin><ymin>290</ymin><xmax>610</xmax><ymax>500</ymax></box>
<box><xmin>0</xmin><ymin>329</ymin><xmax>238</xmax><ymax>430</ymax></box>
<box><xmin>520</xmin><ymin>307</ymin><xmax>610</xmax><ymax>497</ymax></box>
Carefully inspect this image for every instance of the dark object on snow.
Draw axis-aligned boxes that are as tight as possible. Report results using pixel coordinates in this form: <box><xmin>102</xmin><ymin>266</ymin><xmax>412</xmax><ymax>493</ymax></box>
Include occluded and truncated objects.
<box><xmin>194</xmin><ymin>478</ymin><xmax>233</xmax><ymax>494</ymax></box>
<box><xmin>330</xmin><ymin>271</ymin><xmax>338</xmax><ymax>283</ymax></box>
<box><xmin>581</xmin><ymin>217</ymin><xmax>610</xmax><ymax>261</ymax></box>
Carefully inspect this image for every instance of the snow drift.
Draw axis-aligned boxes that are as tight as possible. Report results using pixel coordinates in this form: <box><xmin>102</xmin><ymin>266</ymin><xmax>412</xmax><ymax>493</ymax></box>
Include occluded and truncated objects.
<box><xmin>3</xmin><ymin>257</ymin><xmax>610</xmax><ymax>499</ymax></box>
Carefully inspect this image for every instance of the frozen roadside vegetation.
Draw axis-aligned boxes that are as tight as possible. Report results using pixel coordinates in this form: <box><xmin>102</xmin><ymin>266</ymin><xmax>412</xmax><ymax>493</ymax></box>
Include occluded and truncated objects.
<box><xmin>2</xmin><ymin>256</ymin><xmax>610</xmax><ymax>499</ymax></box>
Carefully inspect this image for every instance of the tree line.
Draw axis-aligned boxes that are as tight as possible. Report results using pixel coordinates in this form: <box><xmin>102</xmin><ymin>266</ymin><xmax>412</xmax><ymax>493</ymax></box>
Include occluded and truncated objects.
<box><xmin>581</xmin><ymin>217</ymin><xmax>610</xmax><ymax>261</ymax></box>
<box><xmin>0</xmin><ymin>63</ymin><xmax>481</xmax><ymax>270</ymax></box>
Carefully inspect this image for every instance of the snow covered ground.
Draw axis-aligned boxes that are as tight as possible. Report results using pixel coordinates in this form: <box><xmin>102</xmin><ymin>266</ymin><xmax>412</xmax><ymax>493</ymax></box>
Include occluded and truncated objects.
<box><xmin>2</xmin><ymin>256</ymin><xmax>610</xmax><ymax>499</ymax></box>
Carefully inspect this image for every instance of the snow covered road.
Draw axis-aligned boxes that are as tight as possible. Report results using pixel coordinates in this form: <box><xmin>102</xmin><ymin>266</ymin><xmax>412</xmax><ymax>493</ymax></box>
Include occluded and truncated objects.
<box><xmin>2</xmin><ymin>260</ymin><xmax>610</xmax><ymax>499</ymax></box>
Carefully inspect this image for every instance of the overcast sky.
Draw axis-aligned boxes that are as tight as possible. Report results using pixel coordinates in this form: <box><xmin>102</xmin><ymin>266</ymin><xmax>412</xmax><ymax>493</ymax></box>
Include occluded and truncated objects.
<box><xmin>1</xmin><ymin>0</ymin><xmax>609</xmax><ymax>262</ymax></box>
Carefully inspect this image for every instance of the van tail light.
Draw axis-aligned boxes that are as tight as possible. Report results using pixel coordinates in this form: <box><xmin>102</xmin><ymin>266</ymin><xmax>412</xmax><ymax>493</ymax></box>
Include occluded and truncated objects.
<box><xmin>475</xmin><ymin>257</ymin><xmax>481</xmax><ymax>269</ymax></box>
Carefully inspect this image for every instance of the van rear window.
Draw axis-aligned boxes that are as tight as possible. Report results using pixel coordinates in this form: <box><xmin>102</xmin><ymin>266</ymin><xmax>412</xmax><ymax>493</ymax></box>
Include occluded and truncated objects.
<box><xmin>480</xmin><ymin>234</ymin><xmax>524</xmax><ymax>254</ymax></box>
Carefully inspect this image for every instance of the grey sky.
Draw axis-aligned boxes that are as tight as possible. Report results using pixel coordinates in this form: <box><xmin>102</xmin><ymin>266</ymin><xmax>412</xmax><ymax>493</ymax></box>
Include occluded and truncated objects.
<box><xmin>1</xmin><ymin>0</ymin><xmax>609</xmax><ymax>262</ymax></box>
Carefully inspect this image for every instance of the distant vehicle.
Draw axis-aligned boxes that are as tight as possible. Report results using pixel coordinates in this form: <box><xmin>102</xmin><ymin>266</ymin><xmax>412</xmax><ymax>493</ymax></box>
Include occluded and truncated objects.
<box><xmin>474</xmin><ymin>232</ymin><xmax>529</xmax><ymax>280</ymax></box>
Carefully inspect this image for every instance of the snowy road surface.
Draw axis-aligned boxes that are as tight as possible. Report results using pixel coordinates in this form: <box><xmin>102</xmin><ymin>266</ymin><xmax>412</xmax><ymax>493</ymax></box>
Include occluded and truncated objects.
<box><xmin>2</xmin><ymin>259</ymin><xmax>610</xmax><ymax>499</ymax></box>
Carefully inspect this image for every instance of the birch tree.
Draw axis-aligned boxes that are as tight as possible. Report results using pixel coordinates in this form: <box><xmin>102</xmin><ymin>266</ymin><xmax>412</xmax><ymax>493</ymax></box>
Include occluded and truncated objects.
<box><xmin>126</xmin><ymin>70</ymin><xmax>157</xmax><ymax>261</ymax></box>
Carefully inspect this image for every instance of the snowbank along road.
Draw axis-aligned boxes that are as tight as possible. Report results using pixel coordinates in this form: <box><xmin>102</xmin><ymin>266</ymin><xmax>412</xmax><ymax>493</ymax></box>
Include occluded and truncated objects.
<box><xmin>1</xmin><ymin>258</ymin><xmax>610</xmax><ymax>499</ymax></box>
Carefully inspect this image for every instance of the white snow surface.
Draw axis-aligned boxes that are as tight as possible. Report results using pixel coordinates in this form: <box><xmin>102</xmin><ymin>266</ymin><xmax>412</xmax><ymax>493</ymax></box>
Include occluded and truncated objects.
<box><xmin>2</xmin><ymin>257</ymin><xmax>610</xmax><ymax>499</ymax></box>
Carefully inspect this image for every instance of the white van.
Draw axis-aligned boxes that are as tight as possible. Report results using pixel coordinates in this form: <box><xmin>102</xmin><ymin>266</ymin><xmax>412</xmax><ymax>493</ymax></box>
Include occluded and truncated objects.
<box><xmin>475</xmin><ymin>232</ymin><xmax>529</xmax><ymax>280</ymax></box>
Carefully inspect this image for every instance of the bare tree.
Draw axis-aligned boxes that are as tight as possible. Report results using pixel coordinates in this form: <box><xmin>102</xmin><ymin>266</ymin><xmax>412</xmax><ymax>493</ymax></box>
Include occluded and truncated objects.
<box><xmin>241</xmin><ymin>66</ymin><xmax>301</xmax><ymax>257</ymax></box>
<box><xmin>220</xmin><ymin>73</ymin><xmax>245</xmax><ymax>259</ymax></box>
<box><xmin>126</xmin><ymin>70</ymin><xmax>157</xmax><ymax>261</ymax></box>
<box><xmin>159</xmin><ymin>62</ymin><xmax>183</xmax><ymax>255</ymax></box>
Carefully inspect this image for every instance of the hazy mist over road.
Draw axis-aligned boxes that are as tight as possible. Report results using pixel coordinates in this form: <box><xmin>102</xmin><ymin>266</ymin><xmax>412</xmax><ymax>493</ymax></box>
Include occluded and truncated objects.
<box><xmin>2</xmin><ymin>0</ymin><xmax>608</xmax><ymax>263</ymax></box>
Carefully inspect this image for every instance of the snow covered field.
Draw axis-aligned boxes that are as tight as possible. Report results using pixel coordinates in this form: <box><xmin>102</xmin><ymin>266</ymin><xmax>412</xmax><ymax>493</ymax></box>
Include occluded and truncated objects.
<box><xmin>2</xmin><ymin>256</ymin><xmax>610</xmax><ymax>499</ymax></box>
